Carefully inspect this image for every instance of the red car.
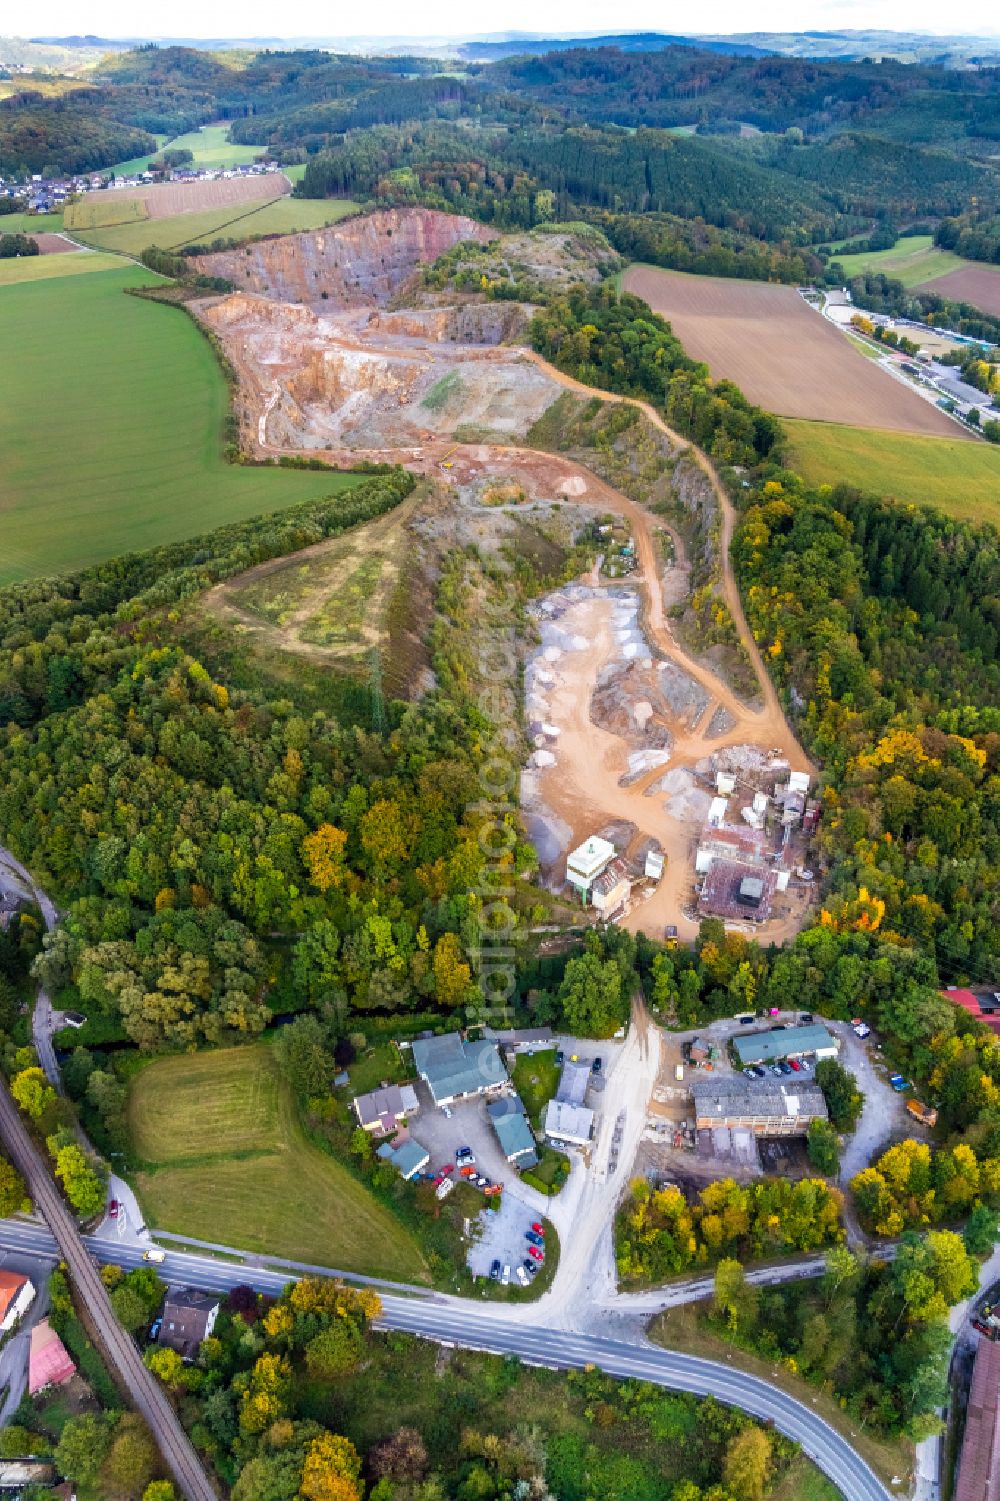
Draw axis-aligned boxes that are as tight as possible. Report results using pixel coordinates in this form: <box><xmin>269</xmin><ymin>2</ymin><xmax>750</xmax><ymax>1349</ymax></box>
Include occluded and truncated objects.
<box><xmin>431</xmin><ymin>1175</ymin><xmax>444</xmax><ymax>1188</ymax></box>
<box><xmin>440</xmin><ymin>1164</ymin><xmax>454</xmax><ymax>1177</ymax></box>
<box><xmin>531</xmin><ymin>1222</ymin><xmax>545</xmax><ymax>1235</ymax></box>
<box><xmin>789</xmin><ymin>1059</ymin><xmax>801</xmax><ymax>1072</ymax></box>
<box><xmin>528</xmin><ymin>1245</ymin><xmax>544</xmax><ymax>1262</ymax></box>
<box><xmin>107</xmin><ymin>1200</ymin><xmax>120</xmax><ymax>1219</ymax></box>
<box><xmin>460</xmin><ymin>1166</ymin><xmax>476</xmax><ymax>1178</ymax></box>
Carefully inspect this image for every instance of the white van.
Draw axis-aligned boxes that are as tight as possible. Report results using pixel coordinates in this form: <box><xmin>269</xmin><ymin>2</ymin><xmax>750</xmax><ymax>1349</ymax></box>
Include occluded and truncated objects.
<box><xmin>501</xmin><ymin>1264</ymin><xmax>510</xmax><ymax>1285</ymax></box>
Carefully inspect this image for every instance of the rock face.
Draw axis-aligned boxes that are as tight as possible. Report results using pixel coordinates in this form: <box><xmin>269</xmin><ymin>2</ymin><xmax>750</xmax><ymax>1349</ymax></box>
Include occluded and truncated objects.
<box><xmin>365</xmin><ymin>302</ymin><xmax>531</xmax><ymax>346</ymax></box>
<box><xmin>197</xmin><ymin>207</ymin><xmax>493</xmax><ymax>310</ymax></box>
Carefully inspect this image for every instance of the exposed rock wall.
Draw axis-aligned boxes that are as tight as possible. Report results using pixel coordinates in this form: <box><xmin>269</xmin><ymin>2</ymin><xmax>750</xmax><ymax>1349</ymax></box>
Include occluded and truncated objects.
<box><xmin>197</xmin><ymin>207</ymin><xmax>493</xmax><ymax>310</ymax></box>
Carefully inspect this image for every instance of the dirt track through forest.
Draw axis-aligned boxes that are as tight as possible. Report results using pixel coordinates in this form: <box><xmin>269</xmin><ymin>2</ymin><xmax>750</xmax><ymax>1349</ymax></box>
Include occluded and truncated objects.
<box><xmin>210</xmin><ymin>290</ymin><xmax>814</xmax><ymax>939</ymax></box>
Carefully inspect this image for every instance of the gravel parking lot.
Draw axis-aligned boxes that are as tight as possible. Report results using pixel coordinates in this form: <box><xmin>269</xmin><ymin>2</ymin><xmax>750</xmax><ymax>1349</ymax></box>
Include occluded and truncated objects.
<box><xmin>467</xmin><ymin>1188</ymin><xmax>545</xmax><ymax>1286</ymax></box>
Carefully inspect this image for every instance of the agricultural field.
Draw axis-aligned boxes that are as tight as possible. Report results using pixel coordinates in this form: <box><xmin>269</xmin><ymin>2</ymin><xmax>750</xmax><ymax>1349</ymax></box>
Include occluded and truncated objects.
<box><xmin>0</xmin><ymin>268</ymin><xmax>362</xmax><ymax>583</ymax></box>
<box><xmin>110</xmin><ymin>122</ymin><xmax>263</xmax><ymax>175</ymax></box>
<box><xmin>829</xmin><ymin>234</ymin><xmax>967</xmax><ymax>287</ymax></box>
<box><xmin>76</xmin><ymin>193</ymin><xmax>360</xmax><ymax>255</ymax></box>
<box><xmin>0</xmin><ymin>250</ymin><xmax>125</xmax><ymax>286</ymax></box>
<box><xmin>0</xmin><ymin>210</ymin><xmax>63</xmax><ymax>234</ymax></box>
<box><xmin>914</xmin><ymin>263</ymin><xmax>1000</xmax><ymax>318</ymax></box>
<box><xmin>623</xmin><ymin>263</ymin><xmax>967</xmax><ymax>437</ymax></box>
<box><xmin>128</xmin><ymin>1044</ymin><xmax>428</xmax><ymax>1279</ymax></box>
<box><xmin>782</xmin><ymin>418</ymin><xmax>1000</xmax><ymax>522</ymax></box>
<box><xmin>65</xmin><ymin>168</ymin><xmax>284</xmax><ymax>230</ymax></box>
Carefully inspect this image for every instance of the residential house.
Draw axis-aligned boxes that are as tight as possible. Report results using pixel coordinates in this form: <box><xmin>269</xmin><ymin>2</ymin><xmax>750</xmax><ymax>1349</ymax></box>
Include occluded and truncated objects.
<box><xmin>411</xmin><ymin>1032</ymin><xmax>506</xmax><ymax>1107</ymax></box>
<box><xmin>353</xmin><ymin>1083</ymin><xmax>420</xmax><ymax>1137</ymax></box>
<box><xmin>28</xmin><ymin>1319</ymin><xmax>74</xmax><ymax>1394</ymax></box>
<box><xmin>159</xmin><ymin>1288</ymin><xmax>220</xmax><ymax>1358</ymax></box>
<box><xmin>0</xmin><ymin>1271</ymin><xmax>34</xmax><ymax>1333</ymax></box>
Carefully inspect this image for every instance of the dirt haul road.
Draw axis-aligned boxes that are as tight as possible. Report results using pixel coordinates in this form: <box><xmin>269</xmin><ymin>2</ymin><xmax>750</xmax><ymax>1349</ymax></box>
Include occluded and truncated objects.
<box><xmin>224</xmin><ymin>319</ymin><xmax>812</xmax><ymax>939</ymax></box>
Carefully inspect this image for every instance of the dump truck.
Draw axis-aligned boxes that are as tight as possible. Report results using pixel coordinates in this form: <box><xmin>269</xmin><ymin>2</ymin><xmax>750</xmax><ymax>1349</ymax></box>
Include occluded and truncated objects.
<box><xmin>906</xmin><ymin>1099</ymin><xmax>938</xmax><ymax>1128</ymax></box>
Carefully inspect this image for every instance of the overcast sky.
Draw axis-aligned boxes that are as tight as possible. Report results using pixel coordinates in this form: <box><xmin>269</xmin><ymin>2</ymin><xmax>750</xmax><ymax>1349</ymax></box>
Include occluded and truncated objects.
<box><xmin>13</xmin><ymin>0</ymin><xmax>1000</xmax><ymax>41</ymax></box>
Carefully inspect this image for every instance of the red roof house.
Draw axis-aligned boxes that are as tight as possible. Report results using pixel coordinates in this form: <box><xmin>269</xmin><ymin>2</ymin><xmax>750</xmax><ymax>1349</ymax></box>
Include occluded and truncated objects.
<box><xmin>28</xmin><ymin>1319</ymin><xmax>75</xmax><ymax>1394</ymax></box>
<box><xmin>941</xmin><ymin>988</ymin><xmax>1000</xmax><ymax>1037</ymax></box>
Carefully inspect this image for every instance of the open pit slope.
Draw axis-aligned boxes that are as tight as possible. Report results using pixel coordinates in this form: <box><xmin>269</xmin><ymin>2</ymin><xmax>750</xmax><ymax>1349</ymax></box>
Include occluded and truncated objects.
<box><xmin>197</xmin><ymin>206</ymin><xmax>494</xmax><ymax>310</ymax></box>
<box><xmin>622</xmin><ymin>263</ymin><xmax>968</xmax><ymax>438</ymax></box>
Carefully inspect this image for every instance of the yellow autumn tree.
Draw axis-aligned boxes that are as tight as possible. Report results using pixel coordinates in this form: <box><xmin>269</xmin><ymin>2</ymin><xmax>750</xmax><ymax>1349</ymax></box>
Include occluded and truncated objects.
<box><xmin>433</xmin><ymin>932</ymin><xmax>472</xmax><ymax>1009</ymax></box>
<box><xmin>302</xmin><ymin>824</ymin><xmax>348</xmax><ymax>893</ymax></box>
<box><xmin>299</xmin><ymin>1432</ymin><xmax>363</xmax><ymax>1501</ymax></box>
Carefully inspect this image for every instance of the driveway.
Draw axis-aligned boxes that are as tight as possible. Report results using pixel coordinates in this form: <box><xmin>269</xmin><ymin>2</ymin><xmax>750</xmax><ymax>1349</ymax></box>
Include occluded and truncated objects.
<box><xmin>408</xmin><ymin>1081</ymin><xmax>516</xmax><ymax>1190</ymax></box>
<box><xmin>830</xmin><ymin>1022</ymin><xmax>912</xmax><ymax>1183</ymax></box>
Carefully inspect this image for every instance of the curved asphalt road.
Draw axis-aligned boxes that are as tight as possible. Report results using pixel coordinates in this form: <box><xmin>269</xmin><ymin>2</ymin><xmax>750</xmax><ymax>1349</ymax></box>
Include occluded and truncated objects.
<box><xmin>0</xmin><ymin>1219</ymin><xmax>890</xmax><ymax>1501</ymax></box>
<box><xmin>0</xmin><ymin>1088</ymin><xmax>217</xmax><ymax>1501</ymax></box>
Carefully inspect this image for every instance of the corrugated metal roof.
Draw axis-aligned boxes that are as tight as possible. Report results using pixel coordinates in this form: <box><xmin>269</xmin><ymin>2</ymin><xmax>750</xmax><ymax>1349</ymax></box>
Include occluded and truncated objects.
<box><xmin>734</xmin><ymin>1025</ymin><xmax>838</xmax><ymax>1063</ymax></box>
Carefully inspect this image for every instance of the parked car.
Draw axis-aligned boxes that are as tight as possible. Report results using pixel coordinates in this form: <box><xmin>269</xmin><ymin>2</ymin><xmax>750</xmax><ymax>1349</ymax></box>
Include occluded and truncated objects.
<box><xmin>456</xmin><ymin>1146</ymin><xmax>474</xmax><ymax>1161</ymax></box>
<box><xmin>800</xmin><ymin>1013</ymin><xmax>814</xmax><ymax>1024</ymax></box>
<box><xmin>525</xmin><ymin>1230</ymin><xmax>544</xmax><ymax>1247</ymax></box>
<box><xmin>778</xmin><ymin>1061</ymin><xmax>793</xmax><ymax>1075</ymax></box>
<box><xmin>753</xmin><ymin>1066</ymin><xmax>767</xmax><ymax>1078</ymax></box>
<box><xmin>149</xmin><ymin>1318</ymin><xmax>162</xmax><ymax>1341</ymax></box>
<box><xmin>530</xmin><ymin>1222</ymin><xmax>545</xmax><ymax>1235</ymax></box>
<box><xmin>789</xmin><ymin>1059</ymin><xmax>802</xmax><ymax>1072</ymax></box>
<box><xmin>432</xmin><ymin>1175</ymin><xmax>444</xmax><ymax>1188</ymax></box>
<box><xmin>889</xmin><ymin>1074</ymin><xmax>910</xmax><ymax>1092</ymax></box>
<box><xmin>442</xmin><ymin>1105</ymin><xmax>453</xmax><ymax>1119</ymax></box>
<box><xmin>490</xmin><ymin>1259</ymin><xmax>502</xmax><ymax>1281</ymax></box>
<box><xmin>502</xmin><ymin>1265</ymin><xmax>511</xmax><ymax>1285</ymax></box>
<box><xmin>523</xmin><ymin>1258</ymin><xmax>538</xmax><ymax>1277</ymax></box>
<box><xmin>516</xmin><ymin>1266</ymin><xmax>530</xmax><ymax>1285</ymax></box>
<box><xmin>771</xmin><ymin>1065</ymin><xmax>784</xmax><ymax>1077</ymax></box>
<box><xmin>528</xmin><ymin>1246</ymin><xmax>544</xmax><ymax>1262</ymax></box>
<box><xmin>592</xmin><ymin>1057</ymin><xmax>603</xmax><ymax>1075</ymax></box>
<box><xmin>555</xmin><ymin>1050</ymin><xmax>564</xmax><ymax>1066</ymax></box>
<box><xmin>440</xmin><ymin>1164</ymin><xmax>454</xmax><ymax>1177</ymax></box>
<box><xmin>743</xmin><ymin>1067</ymin><xmax>757</xmax><ymax>1079</ymax></box>
<box><xmin>484</xmin><ymin>1184</ymin><xmax>502</xmax><ymax>1196</ymax></box>
<box><xmin>144</xmin><ymin>1249</ymin><xmax>166</xmax><ymax>1264</ymax></box>
<box><xmin>107</xmin><ymin>1199</ymin><xmax>120</xmax><ymax>1219</ymax></box>
<box><xmin>460</xmin><ymin>1166</ymin><xmax>476</xmax><ymax>1178</ymax></box>
<box><xmin>851</xmin><ymin>1019</ymin><xmax>871</xmax><ymax>1039</ymax></box>
<box><xmin>474</xmin><ymin>1175</ymin><xmax>488</xmax><ymax>1188</ymax></box>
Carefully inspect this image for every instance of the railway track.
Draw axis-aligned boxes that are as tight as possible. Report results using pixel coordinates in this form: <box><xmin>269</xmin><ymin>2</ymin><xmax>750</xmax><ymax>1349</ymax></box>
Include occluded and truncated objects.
<box><xmin>0</xmin><ymin>1082</ymin><xmax>217</xmax><ymax>1501</ymax></box>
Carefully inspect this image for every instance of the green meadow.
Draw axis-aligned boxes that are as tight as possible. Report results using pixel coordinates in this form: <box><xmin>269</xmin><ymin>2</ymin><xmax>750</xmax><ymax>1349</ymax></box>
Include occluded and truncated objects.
<box><xmin>0</xmin><ymin>268</ymin><xmax>362</xmax><ymax>583</ymax></box>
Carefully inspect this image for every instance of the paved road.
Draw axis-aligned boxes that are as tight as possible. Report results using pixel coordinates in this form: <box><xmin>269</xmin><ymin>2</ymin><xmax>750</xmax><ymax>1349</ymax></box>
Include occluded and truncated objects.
<box><xmin>0</xmin><ymin>845</ymin><xmax>62</xmax><ymax>1091</ymax></box>
<box><xmin>0</xmin><ymin>1218</ymin><xmax>890</xmax><ymax>1501</ymax></box>
<box><xmin>0</xmin><ymin>1091</ymin><xmax>217</xmax><ymax>1501</ymax></box>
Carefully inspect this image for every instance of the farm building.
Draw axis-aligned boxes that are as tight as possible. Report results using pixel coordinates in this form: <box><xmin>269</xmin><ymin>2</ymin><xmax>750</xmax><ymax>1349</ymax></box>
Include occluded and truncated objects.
<box><xmin>411</xmin><ymin>1033</ymin><xmax>506</xmax><ymax>1107</ymax></box>
<box><xmin>940</xmin><ymin>987</ymin><xmax>1000</xmax><ymax>1037</ymax></box>
<box><xmin>487</xmin><ymin>1095</ymin><xmax>538</xmax><ymax>1166</ymax></box>
<box><xmin>565</xmin><ymin>836</ymin><xmax>616</xmax><ymax>899</ymax></box>
<box><xmin>376</xmin><ymin>1137</ymin><xmax>430</xmax><ymax>1180</ymax></box>
<box><xmin>0</xmin><ymin>1271</ymin><xmax>34</xmax><ymax>1334</ymax></box>
<box><xmin>159</xmin><ymin>1288</ymin><xmax>220</xmax><ymax>1358</ymax></box>
<box><xmin>699</xmin><ymin>860</ymin><xmax>778</xmax><ymax>923</ymax></box>
<box><xmin>734</xmin><ymin>1025</ymin><xmax>840</xmax><ymax>1067</ymax></box>
<box><xmin>353</xmin><ymin>1082</ymin><xmax>420</xmax><ymax>1136</ymax></box>
<box><xmin>591</xmin><ymin>858</ymin><xmax>631</xmax><ymax>917</ymax></box>
<box><xmin>28</xmin><ymin>1320</ymin><xmax>74</xmax><ymax>1394</ymax></box>
<box><xmin>692</xmin><ymin>1078</ymin><xmax>827</xmax><ymax>1135</ymax></box>
<box><xmin>953</xmin><ymin>1334</ymin><xmax>1000</xmax><ymax>1501</ymax></box>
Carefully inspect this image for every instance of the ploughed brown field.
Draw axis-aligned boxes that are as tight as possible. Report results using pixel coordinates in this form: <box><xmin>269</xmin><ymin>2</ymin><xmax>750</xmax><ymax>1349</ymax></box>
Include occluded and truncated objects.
<box><xmin>622</xmin><ymin>265</ymin><xmax>967</xmax><ymax>438</ymax></box>
<box><xmin>80</xmin><ymin>171</ymin><xmax>286</xmax><ymax>222</ymax></box>
<box><xmin>29</xmin><ymin>233</ymin><xmax>81</xmax><ymax>254</ymax></box>
<box><xmin>917</xmin><ymin>264</ymin><xmax>1000</xmax><ymax>319</ymax></box>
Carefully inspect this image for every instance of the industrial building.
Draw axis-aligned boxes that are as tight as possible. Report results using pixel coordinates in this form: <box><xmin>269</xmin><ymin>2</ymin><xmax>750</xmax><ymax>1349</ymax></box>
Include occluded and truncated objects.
<box><xmin>699</xmin><ymin>860</ymin><xmax>778</xmax><ymax>924</ymax></box>
<box><xmin>692</xmin><ymin>1078</ymin><xmax>828</xmax><ymax>1136</ymax></box>
<box><xmin>733</xmin><ymin>1024</ymin><xmax>840</xmax><ymax>1067</ymax></box>
<box><xmin>953</xmin><ymin>1335</ymin><xmax>1000</xmax><ymax>1501</ymax></box>
<box><xmin>543</xmin><ymin>1058</ymin><xmax>595</xmax><ymax>1147</ymax></box>
<box><xmin>565</xmin><ymin>835</ymin><xmax>616</xmax><ymax>900</ymax></box>
<box><xmin>487</xmin><ymin>1094</ymin><xmax>538</xmax><ymax>1166</ymax></box>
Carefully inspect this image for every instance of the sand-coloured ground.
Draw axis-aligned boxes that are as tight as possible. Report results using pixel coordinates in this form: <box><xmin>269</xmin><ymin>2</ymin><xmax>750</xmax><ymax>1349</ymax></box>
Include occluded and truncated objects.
<box><xmin>197</xmin><ymin>209</ymin><xmax>817</xmax><ymax>941</ymax></box>
<box><xmin>623</xmin><ymin>264</ymin><xmax>969</xmax><ymax>437</ymax></box>
<box><xmin>917</xmin><ymin>263</ymin><xmax>1000</xmax><ymax>319</ymax></box>
<box><xmin>198</xmin><ymin>206</ymin><xmax>492</xmax><ymax>309</ymax></box>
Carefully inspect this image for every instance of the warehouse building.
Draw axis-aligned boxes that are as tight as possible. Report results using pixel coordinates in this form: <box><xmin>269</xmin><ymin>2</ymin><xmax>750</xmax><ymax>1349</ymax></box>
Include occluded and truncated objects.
<box><xmin>411</xmin><ymin>1032</ymin><xmax>506</xmax><ymax>1106</ymax></box>
<box><xmin>692</xmin><ymin>1078</ymin><xmax>828</xmax><ymax>1136</ymax></box>
<box><xmin>954</xmin><ymin>1334</ymin><xmax>1000</xmax><ymax>1501</ymax></box>
<box><xmin>733</xmin><ymin>1024</ymin><xmax>839</xmax><ymax>1067</ymax></box>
